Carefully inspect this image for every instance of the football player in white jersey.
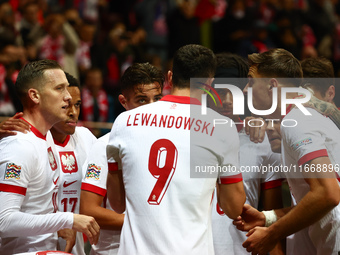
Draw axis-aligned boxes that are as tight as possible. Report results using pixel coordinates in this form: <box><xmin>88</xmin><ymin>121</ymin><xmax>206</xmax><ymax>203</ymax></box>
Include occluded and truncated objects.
<box><xmin>80</xmin><ymin>62</ymin><xmax>164</xmax><ymax>255</ymax></box>
<box><xmin>50</xmin><ymin>72</ymin><xmax>97</xmax><ymax>254</ymax></box>
<box><xmin>106</xmin><ymin>44</ymin><xmax>246</xmax><ymax>254</ymax></box>
<box><xmin>0</xmin><ymin>60</ymin><xmax>99</xmax><ymax>255</ymax></box>
<box><xmin>209</xmin><ymin>53</ymin><xmax>284</xmax><ymax>255</ymax></box>
<box><xmin>233</xmin><ymin>49</ymin><xmax>340</xmax><ymax>255</ymax></box>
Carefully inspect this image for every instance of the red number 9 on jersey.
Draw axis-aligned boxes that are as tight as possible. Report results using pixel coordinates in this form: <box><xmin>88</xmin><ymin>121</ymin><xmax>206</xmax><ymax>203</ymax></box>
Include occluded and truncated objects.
<box><xmin>147</xmin><ymin>139</ymin><xmax>178</xmax><ymax>205</ymax></box>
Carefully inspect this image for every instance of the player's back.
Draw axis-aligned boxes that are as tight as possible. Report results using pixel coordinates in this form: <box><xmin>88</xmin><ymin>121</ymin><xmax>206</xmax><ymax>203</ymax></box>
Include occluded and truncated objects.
<box><xmin>108</xmin><ymin>95</ymin><xmax>240</xmax><ymax>255</ymax></box>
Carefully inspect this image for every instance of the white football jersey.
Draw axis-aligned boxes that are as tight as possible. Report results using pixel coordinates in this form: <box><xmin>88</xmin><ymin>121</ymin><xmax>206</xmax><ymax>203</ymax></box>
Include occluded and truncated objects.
<box><xmin>107</xmin><ymin>95</ymin><xmax>242</xmax><ymax>255</ymax></box>
<box><xmin>55</xmin><ymin>127</ymin><xmax>97</xmax><ymax>255</ymax></box>
<box><xmin>81</xmin><ymin>133</ymin><xmax>121</xmax><ymax>255</ymax></box>
<box><xmin>212</xmin><ymin>128</ymin><xmax>283</xmax><ymax>255</ymax></box>
<box><xmin>0</xmin><ymin>125</ymin><xmax>60</xmax><ymax>254</ymax></box>
<box><xmin>281</xmin><ymin>107</ymin><xmax>340</xmax><ymax>254</ymax></box>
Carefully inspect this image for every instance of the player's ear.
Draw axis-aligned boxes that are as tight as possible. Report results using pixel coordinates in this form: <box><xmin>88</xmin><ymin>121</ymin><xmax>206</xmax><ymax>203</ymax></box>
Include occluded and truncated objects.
<box><xmin>118</xmin><ymin>94</ymin><xmax>129</xmax><ymax>110</ymax></box>
<box><xmin>325</xmin><ymin>85</ymin><xmax>335</xmax><ymax>102</ymax></box>
<box><xmin>268</xmin><ymin>78</ymin><xmax>278</xmax><ymax>91</ymax></box>
<box><xmin>167</xmin><ymin>71</ymin><xmax>173</xmax><ymax>87</ymax></box>
<box><xmin>28</xmin><ymin>88</ymin><xmax>40</xmax><ymax>104</ymax></box>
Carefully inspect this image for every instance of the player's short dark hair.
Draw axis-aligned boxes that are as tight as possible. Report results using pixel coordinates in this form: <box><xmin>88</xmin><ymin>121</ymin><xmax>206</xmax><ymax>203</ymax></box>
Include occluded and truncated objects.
<box><xmin>215</xmin><ymin>53</ymin><xmax>249</xmax><ymax>79</ymax></box>
<box><xmin>248</xmin><ymin>48</ymin><xmax>302</xmax><ymax>86</ymax></box>
<box><xmin>65</xmin><ymin>72</ymin><xmax>80</xmax><ymax>88</ymax></box>
<box><xmin>120</xmin><ymin>62</ymin><xmax>164</xmax><ymax>94</ymax></box>
<box><xmin>172</xmin><ymin>44</ymin><xmax>217</xmax><ymax>89</ymax></box>
<box><xmin>301</xmin><ymin>57</ymin><xmax>334</xmax><ymax>97</ymax></box>
<box><xmin>15</xmin><ymin>59</ymin><xmax>62</xmax><ymax>100</ymax></box>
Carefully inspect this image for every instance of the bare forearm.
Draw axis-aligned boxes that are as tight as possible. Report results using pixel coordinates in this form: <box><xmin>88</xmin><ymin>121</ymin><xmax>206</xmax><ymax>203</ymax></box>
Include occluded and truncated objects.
<box><xmin>107</xmin><ymin>171</ymin><xmax>125</xmax><ymax>213</ymax></box>
<box><xmin>269</xmin><ymin>189</ymin><xmax>338</xmax><ymax>240</ymax></box>
<box><xmin>81</xmin><ymin>205</ymin><xmax>124</xmax><ymax>230</ymax></box>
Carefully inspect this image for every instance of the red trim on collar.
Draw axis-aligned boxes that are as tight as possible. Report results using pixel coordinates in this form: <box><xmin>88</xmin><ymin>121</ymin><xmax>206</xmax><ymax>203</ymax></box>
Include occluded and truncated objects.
<box><xmin>20</xmin><ymin>117</ymin><xmax>46</xmax><ymax>140</ymax></box>
<box><xmin>53</xmin><ymin>135</ymin><xmax>71</xmax><ymax>147</ymax></box>
<box><xmin>286</xmin><ymin>95</ymin><xmax>304</xmax><ymax>115</ymax></box>
<box><xmin>236</xmin><ymin>117</ymin><xmax>244</xmax><ymax>133</ymax></box>
<box><xmin>160</xmin><ymin>95</ymin><xmax>201</xmax><ymax>105</ymax></box>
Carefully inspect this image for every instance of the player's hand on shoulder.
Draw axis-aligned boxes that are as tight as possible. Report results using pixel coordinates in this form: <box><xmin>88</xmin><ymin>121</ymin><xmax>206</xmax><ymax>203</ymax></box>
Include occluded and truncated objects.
<box><xmin>232</xmin><ymin>204</ymin><xmax>266</xmax><ymax>232</ymax></box>
<box><xmin>72</xmin><ymin>214</ymin><xmax>100</xmax><ymax>245</ymax></box>
<box><xmin>0</xmin><ymin>112</ymin><xmax>30</xmax><ymax>139</ymax></box>
<box><xmin>244</xmin><ymin>116</ymin><xmax>266</xmax><ymax>143</ymax></box>
<box><xmin>57</xmin><ymin>228</ymin><xmax>76</xmax><ymax>253</ymax></box>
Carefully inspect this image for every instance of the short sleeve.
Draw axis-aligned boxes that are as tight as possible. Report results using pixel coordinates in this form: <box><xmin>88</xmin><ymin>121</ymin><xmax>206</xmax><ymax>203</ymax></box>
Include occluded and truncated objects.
<box><xmin>281</xmin><ymin>116</ymin><xmax>328</xmax><ymax>166</ymax></box>
<box><xmin>81</xmin><ymin>139</ymin><xmax>108</xmax><ymax>197</ymax></box>
<box><xmin>0</xmin><ymin>139</ymin><xmax>37</xmax><ymax>195</ymax></box>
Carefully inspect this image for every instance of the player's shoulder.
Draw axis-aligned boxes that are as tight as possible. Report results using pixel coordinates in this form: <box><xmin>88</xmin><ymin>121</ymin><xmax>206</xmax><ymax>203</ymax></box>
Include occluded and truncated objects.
<box><xmin>282</xmin><ymin>107</ymin><xmax>327</xmax><ymax>136</ymax></box>
<box><xmin>98</xmin><ymin>133</ymin><xmax>110</xmax><ymax>144</ymax></box>
<box><xmin>90</xmin><ymin>133</ymin><xmax>110</xmax><ymax>152</ymax></box>
<box><xmin>0</xmin><ymin>131</ymin><xmax>42</xmax><ymax>156</ymax></box>
<box><xmin>74</xmin><ymin>126</ymin><xmax>96</xmax><ymax>138</ymax></box>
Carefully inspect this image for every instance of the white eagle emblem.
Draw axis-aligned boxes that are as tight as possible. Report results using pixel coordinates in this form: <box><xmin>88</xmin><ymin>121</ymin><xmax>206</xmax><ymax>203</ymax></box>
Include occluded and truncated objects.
<box><xmin>59</xmin><ymin>151</ymin><xmax>78</xmax><ymax>173</ymax></box>
<box><xmin>47</xmin><ymin>147</ymin><xmax>57</xmax><ymax>171</ymax></box>
<box><xmin>61</xmin><ymin>154</ymin><xmax>76</xmax><ymax>171</ymax></box>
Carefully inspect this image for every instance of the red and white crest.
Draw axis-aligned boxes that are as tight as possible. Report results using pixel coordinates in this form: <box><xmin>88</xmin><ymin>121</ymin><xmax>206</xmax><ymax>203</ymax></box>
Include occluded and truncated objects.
<box><xmin>59</xmin><ymin>151</ymin><xmax>78</xmax><ymax>174</ymax></box>
<box><xmin>47</xmin><ymin>147</ymin><xmax>57</xmax><ymax>171</ymax></box>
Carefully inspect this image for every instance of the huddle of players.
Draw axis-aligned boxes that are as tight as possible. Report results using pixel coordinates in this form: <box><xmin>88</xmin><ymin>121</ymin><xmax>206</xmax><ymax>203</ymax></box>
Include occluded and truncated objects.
<box><xmin>0</xmin><ymin>44</ymin><xmax>339</xmax><ymax>255</ymax></box>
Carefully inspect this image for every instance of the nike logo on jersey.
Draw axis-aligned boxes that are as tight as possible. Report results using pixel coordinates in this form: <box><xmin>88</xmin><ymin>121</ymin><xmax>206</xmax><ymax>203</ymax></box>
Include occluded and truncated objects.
<box><xmin>53</xmin><ymin>177</ymin><xmax>59</xmax><ymax>185</ymax></box>
<box><xmin>63</xmin><ymin>180</ymin><xmax>77</xmax><ymax>188</ymax></box>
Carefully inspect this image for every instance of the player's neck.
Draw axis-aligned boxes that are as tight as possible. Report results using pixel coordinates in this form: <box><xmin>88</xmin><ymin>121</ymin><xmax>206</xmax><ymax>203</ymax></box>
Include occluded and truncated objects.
<box><xmin>171</xmin><ymin>87</ymin><xmax>204</xmax><ymax>101</ymax></box>
<box><xmin>22</xmin><ymin>109</ymin><xmax>54</xmax><ymax>136</ymax></box>
<box><xmin>50</xmin><ymin>128</ymin><xmax>68</xmax><ymax>144</ymax></box>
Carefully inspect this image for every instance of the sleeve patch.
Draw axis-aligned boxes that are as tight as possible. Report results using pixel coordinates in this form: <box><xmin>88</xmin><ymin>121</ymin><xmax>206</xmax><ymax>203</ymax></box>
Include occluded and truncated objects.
<box><xmin>5</xmin><ymin>163</ymin><xmax>21</xmax><ymax>179</ymax></box>
<box><xmin>85</xmin><ymin>164</ymin><xmax>101</xmax><ymax>180</ymax></box>
<box><xmin>291</xmin><ymin>137</ymin><xmax>312</xmax><ymax>151</ymax></box>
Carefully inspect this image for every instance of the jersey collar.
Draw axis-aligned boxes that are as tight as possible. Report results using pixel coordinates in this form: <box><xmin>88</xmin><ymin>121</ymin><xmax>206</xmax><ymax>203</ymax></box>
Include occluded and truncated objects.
<box><xmin>236</xmin><ymin>117</ymin><xmax>244</xmax><ymax>133</ymax></box>
<box><xmin>20</xmin><ymin>117</ymin><xmax>46</xmax><ymax>140</ymax></box>
<box><xmin>160</xmin><ymin>95</ymin><xmax>201</xmax><ymax>105</ymax></box>
<box><xmin>53</xmin><ymin>135</ymin><xmax>71</xmax><ymax>147</ymax></box>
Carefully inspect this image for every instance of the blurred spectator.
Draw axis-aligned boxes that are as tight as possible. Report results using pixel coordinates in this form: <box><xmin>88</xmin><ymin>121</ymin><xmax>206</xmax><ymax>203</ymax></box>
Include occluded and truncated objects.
<box><xmin>38</xmin><ymin>13</ymin><xmax>80</xmax><ymax>78</ymax></box>
<box><xmin>273</xmin><ymin>0</ymin><xmax>303</xmax><ymax>58</ymax></box>
<box><xmin>91</xmin><ymin>22</ymin><xmax>135</xmax><ymax>96</ymax></box>
<box><xmin>0</xmin><ymin>2</ymin><xmax>22</xmax><ymax>48</ymax></box>
<box><xmin>213</xmin><ymin>0</ymin><xmax>252</xmax><ymax>54</ymax></box>
<box><xmin>167</xmin><ymin>0</ymin><xmax>200</xmax><ymax>59</ymax></box>
<box><xmin>19</xmin><ymin>1</ymin><xmax>43</xmax><ymax>47</ymax></box>
<box><xmin>76</xmin><ymin>21</ymin><xmax>96</xmax><ymax>81</ymax></box>
<box><xmin>134</xmin><ymin>0</ymin><xmax>175</xmax><ymax>69</ymax></box>
<box><xmin>303</xmin><ymin>0</ymin><xmax>335</xmax><ymax>58</ymax></box>
<box><xmin>0</xmin><ymin>44</ymin><xmax>26</xmax><ymax>116</ymax></box>
<box><xmin>80</xmin><ymin>68</ymin><xmax>114</xmax><ymax>123</ymax></box>
<box><xmin>238</xmin><ymin>20</ymin><xmax>276</xmax><ymax>58</ymax></box>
